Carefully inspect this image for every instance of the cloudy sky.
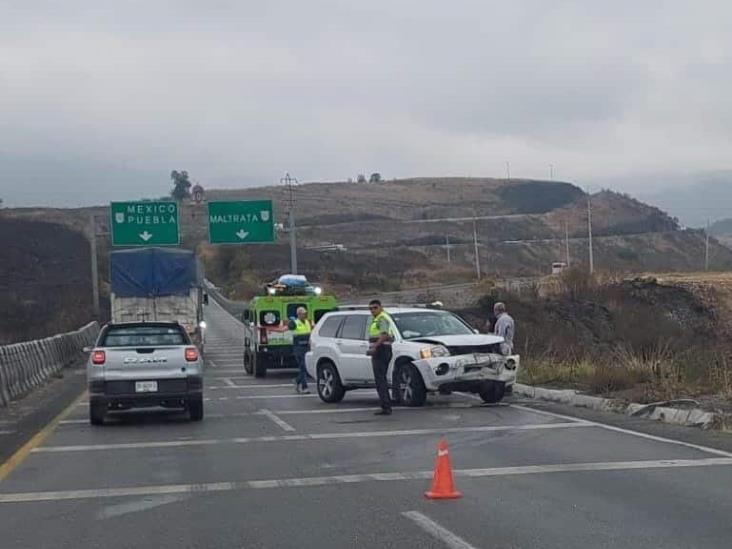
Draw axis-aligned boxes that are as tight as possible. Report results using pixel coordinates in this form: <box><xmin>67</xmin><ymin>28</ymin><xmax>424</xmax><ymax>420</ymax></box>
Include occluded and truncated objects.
<box><xmin>1</xmin><ymin>0</ymin><xmax>731</xmax><ymax>206</ymax></box>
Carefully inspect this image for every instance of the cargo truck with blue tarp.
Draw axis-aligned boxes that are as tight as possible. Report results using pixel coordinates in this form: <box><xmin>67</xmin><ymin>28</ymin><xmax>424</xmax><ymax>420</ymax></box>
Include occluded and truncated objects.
<box><xmin>110</xmin><ymin>247</ymin><xmax>208</xmax><ymax>350</ymax></box>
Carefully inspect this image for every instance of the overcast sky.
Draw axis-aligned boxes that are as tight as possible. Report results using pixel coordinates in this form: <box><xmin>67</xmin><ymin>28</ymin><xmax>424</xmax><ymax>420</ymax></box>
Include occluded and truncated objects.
<box><xmin>2</xmin><ymin>0</ymin><xmax>732</xmax><ymax>207</ymax></box>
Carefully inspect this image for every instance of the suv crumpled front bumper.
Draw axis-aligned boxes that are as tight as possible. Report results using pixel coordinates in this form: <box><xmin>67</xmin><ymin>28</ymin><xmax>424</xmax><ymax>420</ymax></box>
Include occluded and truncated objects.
<box><xmin>413</xmin><ymin>353</ymin><xmax>519</xmax><ymax>391</ymax></box>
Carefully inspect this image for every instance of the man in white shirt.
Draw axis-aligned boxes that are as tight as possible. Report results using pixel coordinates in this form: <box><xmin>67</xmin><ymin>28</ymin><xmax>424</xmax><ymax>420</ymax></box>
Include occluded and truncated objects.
<box><xmin>492</xmin><ymin>302</ymin><xmax>515</xmax><ymax>356</ymax></box>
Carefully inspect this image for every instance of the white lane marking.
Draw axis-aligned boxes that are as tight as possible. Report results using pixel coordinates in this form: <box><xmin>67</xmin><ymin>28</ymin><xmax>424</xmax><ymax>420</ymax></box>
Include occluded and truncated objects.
<box><xmin>0</xmin><ymin>430</ymin><xmax>15</xmax><ymax>436</ymax></box>
<box><xmin>208</xmin><ymin>384</ymin><xmax>293</xmax><ymax>390</ymax></box>
<box><xmin>207</xmin><ymin>360</ymin><xmax>219</xmax><ymax>369</ymax></box>
<box><xmin>260</xmin><ymin>409</ymin><xmax>296</xmax><ymax>432</ymax></box>
<box><xmin>222</xmin><ymin>378</ymin><xmax>237</xmax><ymax>387</ymax></box>
<box><xmin>59</xmin><ymin>404</ymin><xmax>482</xmax><ymax>424</ymax></box>
<box><xmin>97</xmin><ymin>494</ymin><xmax>186</xmax><ymax>519</ymax></box>
<box><xmin>510</xmin><ymin>404</ymin><xmax>732</xmax><ymax>459</ymax></box>
<box><xmin>276</xmin><ymin>403</ymin><xmax>482</xmax><ymax>415</ymax></box>
<box><xmin>60</xmin><ymin>412</ymin><xmax>256</xmax><ymax>425</ymax></box>
<box><xmin>235</xmin><ymin>394</ymin><xmax>319</xmax><ymax>400</ymax></box>
<box><xmin>403</xmin><ymin>511</ymin><xmax>479</xmax><ymax>549</ymax></box>
<box><xmin>32</xmin><ymin>422</ymin><xmax>588</xmax><ymax>453</ymax></box>
<box><xmin>3</xmin><ymin>458</ymin><xmax>732</xmax><ymax>504</ymax></box>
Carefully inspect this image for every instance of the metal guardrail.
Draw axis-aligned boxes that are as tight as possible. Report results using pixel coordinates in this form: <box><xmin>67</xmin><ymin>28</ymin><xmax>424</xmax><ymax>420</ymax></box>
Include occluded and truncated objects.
<box><xmin>203</xmin><ymin>280</ymin><xmax>247</xmax><ymax>319</ymax></box>
<box><xmin>0</xmin><ymin>321</ymin><xmax>100</xmax><ymax>408</ymax></box>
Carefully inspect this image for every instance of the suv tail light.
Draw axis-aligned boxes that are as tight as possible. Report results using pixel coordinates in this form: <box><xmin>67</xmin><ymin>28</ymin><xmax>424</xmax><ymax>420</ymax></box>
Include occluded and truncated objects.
<box><xmin>92</xmin><ymin>350</ymin><xmax>106</xmax><ymax>365</ymax></box>
<box><xmin>185</xmin><ymin>347</ymin><xmax>199</xmax><ymax>362</ymax></box>
<box><xmin>259</xmin><ymin>328</ymin><xmax>268</xmax><ymax>345</ymax></box>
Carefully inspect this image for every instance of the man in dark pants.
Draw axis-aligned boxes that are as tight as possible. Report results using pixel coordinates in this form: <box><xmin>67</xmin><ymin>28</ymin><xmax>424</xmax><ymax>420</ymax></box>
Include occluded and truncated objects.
<box><xmin>367</xmin><ymin>299</ymin><xmax>394</xmax><ymax>416</ymax></box>
<box><xmin>288</xmin><ymin>306</ymin><xmax>312</xmax><ymax>394</ymax></box>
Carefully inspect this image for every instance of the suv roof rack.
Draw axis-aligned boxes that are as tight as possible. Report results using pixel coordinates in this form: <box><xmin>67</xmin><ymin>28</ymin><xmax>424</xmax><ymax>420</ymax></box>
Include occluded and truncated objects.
<box><xmin>337</xmin><ymin>302</ymin><xmax>444</xmax><ymax>311</ymax></box>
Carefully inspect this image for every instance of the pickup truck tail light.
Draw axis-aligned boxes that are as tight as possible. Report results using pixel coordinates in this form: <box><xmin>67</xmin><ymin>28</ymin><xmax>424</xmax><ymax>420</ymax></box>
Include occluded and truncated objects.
<box><xmin>185</xmin><ymin>347</ymin><xmax>199</xmax><ymax>362</ymax></box>
<box><xmin>259</xmin><ymin>328</ymin><xmax>268</xmax><ymax>345</ymax></box>
<box><xmin>92</xmin><ymin>350</ymin><xmax>106</xmax><ymax>365</ymax></box>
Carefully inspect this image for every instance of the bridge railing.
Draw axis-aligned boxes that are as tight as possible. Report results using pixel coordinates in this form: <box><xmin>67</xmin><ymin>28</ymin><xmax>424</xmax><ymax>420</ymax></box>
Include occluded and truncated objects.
<box><xmin>0</xmin><ymin>321</ymin><xmax>100</xmax><ymax>408</ymax></box>
<box><xmin>204</xmin><ymin>280</ymin><xmax>247</xmax><ymax>319</ymax></box>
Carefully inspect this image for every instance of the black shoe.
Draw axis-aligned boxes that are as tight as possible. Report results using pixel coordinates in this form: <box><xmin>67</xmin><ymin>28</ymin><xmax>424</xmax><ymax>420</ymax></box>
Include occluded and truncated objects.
<box><xmin>374</xmin><ymin>409</ymin><xmax>392</xmax><ymax>416</ymax></box>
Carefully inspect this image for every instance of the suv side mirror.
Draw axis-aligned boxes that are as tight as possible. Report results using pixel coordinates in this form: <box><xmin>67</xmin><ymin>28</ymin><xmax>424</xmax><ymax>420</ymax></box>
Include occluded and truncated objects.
<box><xmin>473</xmin><ymin>328</ymin><xmax>480</xmax><ymax>334</ymax></box>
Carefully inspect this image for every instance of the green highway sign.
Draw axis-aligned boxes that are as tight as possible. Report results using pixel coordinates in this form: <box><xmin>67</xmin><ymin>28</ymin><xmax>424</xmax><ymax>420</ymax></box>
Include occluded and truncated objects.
<box><xmin>208</xmin><ymin>200</ymin><xmax>275</xmax><ymax>244</ymax></box>
<box><xmin>110</xmin><ymin>201</ymin><xmax>180</xmax><ymax>246</ymax></box>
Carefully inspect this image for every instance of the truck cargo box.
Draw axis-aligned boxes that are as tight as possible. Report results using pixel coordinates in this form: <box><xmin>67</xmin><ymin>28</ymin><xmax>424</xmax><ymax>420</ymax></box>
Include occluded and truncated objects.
<box><xmin>111</xmin><ymin>247</ymin><xmax>199</xmax><ymax>297</ymax></box>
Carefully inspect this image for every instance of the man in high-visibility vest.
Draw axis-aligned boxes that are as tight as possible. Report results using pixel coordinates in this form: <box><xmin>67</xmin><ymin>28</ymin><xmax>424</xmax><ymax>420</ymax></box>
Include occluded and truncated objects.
<box><xmin>288</xmin><ymin>306</ymin><xmax>312</xmax><ymax>394</ymax></box>
<box><xmin>367</xmin><ymin>299</ymin><xmax>395</xmax><ymax>415</ymax></box>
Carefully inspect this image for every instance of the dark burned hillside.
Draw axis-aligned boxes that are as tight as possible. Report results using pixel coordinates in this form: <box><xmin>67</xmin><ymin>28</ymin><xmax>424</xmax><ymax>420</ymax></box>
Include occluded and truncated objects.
<box><xmin>0</xmin><ymin>218</ymin><xmax>95</xmax><ymax>343</ymax></box>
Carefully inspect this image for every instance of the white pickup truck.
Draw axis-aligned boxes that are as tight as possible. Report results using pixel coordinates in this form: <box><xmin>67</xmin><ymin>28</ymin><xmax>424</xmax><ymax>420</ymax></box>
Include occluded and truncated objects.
<box><xmin>306</xmin><ymin>306</ymin><xmax>519</xmax><ymax>406</ymax></box>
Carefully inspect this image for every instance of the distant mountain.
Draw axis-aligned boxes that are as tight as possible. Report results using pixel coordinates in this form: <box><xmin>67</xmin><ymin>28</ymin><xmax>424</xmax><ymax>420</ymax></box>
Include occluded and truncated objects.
<box><xmin>635</xmin><ymin>171</ymin><xmax>732</xmax><ymax>228</ymax></box>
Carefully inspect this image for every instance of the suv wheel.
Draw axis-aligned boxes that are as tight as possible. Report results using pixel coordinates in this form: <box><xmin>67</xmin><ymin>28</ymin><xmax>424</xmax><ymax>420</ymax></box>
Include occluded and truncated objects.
<box><xmin>479</xmin><ymin>380</ymin><xmax>505</xmax><ymax>404</ymax></box>
<box><xmin>243</xmin><ymin>349</ymin><xmax>254</xmax><ymax>375</ymax></box>
<box><xmin>317</xmin><ymin>362</ymin><xmax>345</xmax><ymax>403</ymax></box>
<box><xmin>189</xmin><ymin>396</ymin><xmax>204</xmax><ymax>421</ymax></box>
<box><xmin>89</xmin><ymin>401</ymin><xmax>106</xmax><ymax>426</ymax></box>
<box><xmin>397</xmin><ymin>364</ymin><xmax>427</xmax><ymax>407</ymax></box>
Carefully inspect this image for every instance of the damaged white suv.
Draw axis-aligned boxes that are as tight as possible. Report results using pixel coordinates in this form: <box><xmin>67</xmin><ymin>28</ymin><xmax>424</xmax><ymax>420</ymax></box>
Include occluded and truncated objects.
<box><xmin>305</xmin><ymin>306</ymin><xmax>519</xmax><ymax>406</ymax></box>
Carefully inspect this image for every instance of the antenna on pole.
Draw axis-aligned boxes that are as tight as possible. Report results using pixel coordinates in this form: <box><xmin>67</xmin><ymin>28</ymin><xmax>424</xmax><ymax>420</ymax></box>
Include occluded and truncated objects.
<box><xmin>472</xmin><ymin>214</ymin><xmax>481</xmax><ymax>280</ymax></box>
<box><xmin>587</xmin><ymin>188</ymin><xmax>594</xmax><ymax>275</ymax></box>
<box><xmin>705</xmin><ymin>219</ymin><xmax>710</xmax><ymax>271</ymax></box>
<box><xmin>281</xmin><ymin>173</ymin><xmax>299</xmax><ymax>274</ymax></box>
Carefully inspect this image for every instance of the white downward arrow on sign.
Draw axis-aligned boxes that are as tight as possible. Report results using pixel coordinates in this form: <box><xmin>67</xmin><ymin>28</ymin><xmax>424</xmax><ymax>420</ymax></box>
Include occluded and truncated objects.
<box><xmin>139</xmin><ymin>231</ymin><xmax>153</xmax><ymax>242</ymax></box>
<box><xmin>235</xmin><ymin>230</ymin><xmax>249</xmax><ymax>240</ymax></box>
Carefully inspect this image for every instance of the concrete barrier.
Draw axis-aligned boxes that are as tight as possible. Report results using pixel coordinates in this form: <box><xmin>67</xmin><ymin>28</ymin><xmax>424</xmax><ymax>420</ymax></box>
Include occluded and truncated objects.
<box><xmin>0</xmin><ymin>322</ymin><xmax>100</xmax><ymax>408</ymax></box>
<box><xmin>513</xmin><ymin>383</ymin><xmax>729</xmax><ymax>430</ymax></box>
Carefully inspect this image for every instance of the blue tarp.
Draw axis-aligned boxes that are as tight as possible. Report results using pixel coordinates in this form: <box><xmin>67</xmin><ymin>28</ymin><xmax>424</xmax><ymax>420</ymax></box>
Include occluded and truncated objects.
<box><xmin>111</xmin><ymin>248</ymin><xmax>199</xmax><ymax>297</ymax></box>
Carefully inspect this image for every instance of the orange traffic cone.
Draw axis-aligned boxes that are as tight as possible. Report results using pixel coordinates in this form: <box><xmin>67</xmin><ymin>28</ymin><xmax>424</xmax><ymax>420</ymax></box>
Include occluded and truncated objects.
<box><xmin>425</xmin><ymin>438</ymin><xmax>462</xmax><ymax>499</ymax></box>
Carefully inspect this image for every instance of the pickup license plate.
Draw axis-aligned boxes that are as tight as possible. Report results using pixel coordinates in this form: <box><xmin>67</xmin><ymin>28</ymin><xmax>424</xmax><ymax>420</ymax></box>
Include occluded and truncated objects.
<box><xmin>135</xmin><ymin>381</ymin><xmax>158</xmax><ymax>393</ymax></box>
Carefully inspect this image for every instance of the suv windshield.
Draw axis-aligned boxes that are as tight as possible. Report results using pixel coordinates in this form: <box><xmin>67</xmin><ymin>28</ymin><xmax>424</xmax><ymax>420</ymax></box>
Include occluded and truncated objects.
<box><xmin>102</xmin><ymin>325</ymin><xmax>188</xmax><ymax>347</ymax></box>
<box><xmin>391</xmin><ymin>311</ymin><xmax>473</xmax><ymax>339</ymax></box>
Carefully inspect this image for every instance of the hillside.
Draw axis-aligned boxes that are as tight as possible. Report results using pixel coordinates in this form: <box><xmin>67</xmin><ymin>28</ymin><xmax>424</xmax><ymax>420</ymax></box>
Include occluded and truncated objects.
<box><xmin>0</xmin><ymin>218</ymin><xmax>96</xmax><ymax>343</ymax></box>
<box><xmin>3</xmin><ymin>177</ymin><xmax>731</xmax><ymax>306</ymax></box>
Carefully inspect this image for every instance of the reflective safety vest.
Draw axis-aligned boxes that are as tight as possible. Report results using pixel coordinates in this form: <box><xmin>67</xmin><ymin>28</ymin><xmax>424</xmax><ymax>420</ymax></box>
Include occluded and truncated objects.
<box><xmin>292</xmin><ymin>318</ymin><xmax>312</xmax><ymax>336</ymax></box>
<box><xmin>368</xmin><ymin>311</ymin><xmax>394</xmax><ymax>339</ymax></box>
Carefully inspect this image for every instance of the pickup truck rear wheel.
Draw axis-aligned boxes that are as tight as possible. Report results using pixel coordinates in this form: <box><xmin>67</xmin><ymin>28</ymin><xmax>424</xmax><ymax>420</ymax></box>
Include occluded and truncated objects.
<box><xmin>89</xmin><ymin>401</ymin><xmax>106</xmax><ymax>426</ymax></box>
<box><xmin>317</xmin><ymin>362</ymin><xmax>345</xmax><ymax>403</ymax></box>
<box><xmin>189</xmin><ymin>396</ymin><xmax>204</xmax><ymax>421</ymax></box>
<box><xmin>397</xmin><ymin>364</ymin><xmax>427</xmax><ymax>407</ymax></box>
<box><xmin>479</xmin><ymin>381</ymin><xmax>505</xmax><ymax>404</ymax></box>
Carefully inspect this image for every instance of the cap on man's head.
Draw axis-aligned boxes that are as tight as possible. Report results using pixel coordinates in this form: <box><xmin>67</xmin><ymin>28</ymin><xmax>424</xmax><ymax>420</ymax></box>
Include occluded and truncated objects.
<box><xmin>493</xmin><ymin>302</ymin><xmax>506</xmax><ymax>314</ymax></box>
<box><xmin>296</xmin><ymin>306</ymin><xmax>307</xmax><ymax>315</ymax></box>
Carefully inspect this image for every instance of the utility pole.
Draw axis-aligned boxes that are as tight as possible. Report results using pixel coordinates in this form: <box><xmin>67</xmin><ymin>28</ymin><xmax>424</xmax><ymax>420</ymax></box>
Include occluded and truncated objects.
<box><xmin>89</xmin><ymin>212</ymin><xmax>100</xmax><ymax>318</ymax></box>
<box><xmin>505</xmin><ymin>161</ymin><xmax>511</xmax><ymax>180</ymax></box>
<box><xmin>705</xmin><ymin>219</ymin><xmax>710</xmax><ymax>271</ymax></box>
<box><xmin>564</xmin><ymin>220</ymin><xmax>571</xmax><ymax>267</ymax></box>
<box><xmin>445</xmin><ymin>235</ymin><xmax>451</xmax><ymax>264</ymax></box>
<box><xmin>281</xmin><ymin>173</ymin><xmax>298</xmax><ymax>274</ymax></box>
<box><xmin>587</xmin><ymin>190</ymin><xmax>594</xmax><ymax>275</ymax></box>
<box><xmin>472</xmin><ymin>216</ymin><xmax>481</xmax><ymax>280</ymax></box>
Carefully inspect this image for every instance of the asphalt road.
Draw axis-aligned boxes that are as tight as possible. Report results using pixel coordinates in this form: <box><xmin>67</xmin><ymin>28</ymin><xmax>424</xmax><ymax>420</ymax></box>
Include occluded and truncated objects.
<box><xmin>1</xmin><ymin>299</ymin><xmax>732</xmax><ymax>548</ymax></box>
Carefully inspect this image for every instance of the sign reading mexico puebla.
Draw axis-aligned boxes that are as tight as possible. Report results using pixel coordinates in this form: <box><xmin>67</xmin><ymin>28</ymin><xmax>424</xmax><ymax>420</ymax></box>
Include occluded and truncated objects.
<box><xmin>207</xmin><ymin>200</ymin><xmax>275</xmax><ymax>244</ymax></box>
<box><xmin>110</xmin><ymin>201</ymin><xmax>180</xmax><ymax>246</ymax></box>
